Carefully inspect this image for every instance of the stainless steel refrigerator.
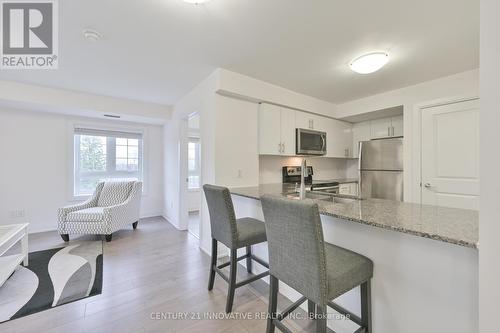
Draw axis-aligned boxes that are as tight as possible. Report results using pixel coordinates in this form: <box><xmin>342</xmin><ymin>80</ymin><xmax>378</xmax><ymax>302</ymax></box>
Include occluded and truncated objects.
<box><xmin>358</xmin><ymin>137</ymin><xmax>403</xmax><ymax>201</ymax></box>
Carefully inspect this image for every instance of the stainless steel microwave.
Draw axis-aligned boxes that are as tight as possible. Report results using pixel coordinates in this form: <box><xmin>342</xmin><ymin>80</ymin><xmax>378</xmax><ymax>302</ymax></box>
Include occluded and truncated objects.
<box><xmin>296</xmin><ymin>128</ymin><xmax>327</xmax><ymax>155</ymax></box>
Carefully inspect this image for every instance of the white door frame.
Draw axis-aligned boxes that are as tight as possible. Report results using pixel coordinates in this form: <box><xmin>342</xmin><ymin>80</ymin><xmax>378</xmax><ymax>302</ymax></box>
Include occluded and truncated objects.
<box><xmin>411</xmin><ymin>95</ymin><xmax>479</xmax><ymax>204</ymax></box>
<box><xmin>178</xmin><ymin>117</ymin><xmax>189</xmax><ymax>230</ymax></box>
<box><xmin>179</xmin><ymin>112</ymin><xmax>202</xmax><ymax>232</ymax></box>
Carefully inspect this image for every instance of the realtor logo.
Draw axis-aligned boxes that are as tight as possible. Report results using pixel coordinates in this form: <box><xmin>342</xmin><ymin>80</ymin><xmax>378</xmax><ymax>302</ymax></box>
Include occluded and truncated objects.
<box><xmin>1</xmin><ymin>0</ymin><xmax>58</xmax><ymax>69</ymax></box>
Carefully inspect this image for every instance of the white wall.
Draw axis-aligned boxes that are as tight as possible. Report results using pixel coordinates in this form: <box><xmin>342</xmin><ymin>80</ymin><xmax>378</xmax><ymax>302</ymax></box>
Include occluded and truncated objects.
<box><xmin>259</xmin><ymin>156</ymin><xmax>349</xmax><ymax>184</ymax></box>
<box><xmin>479</xmin><ymin>1</ymin><xmax>500</xmax><ymax>332</ymax></box>
<box><xmin>214</xmin><ymin>94</ymin><xmax>260</xmax><ymax>187</ymax></box>
<box><xmin>164</xmin><ymin>70</ymin><xmax>219</xmax><ymax>255</ymax></box>
<box><xmin>336</xmin><ymin>69</ymin><xmax>479</xmax><ymax>203</ymax></box>
<box><xmin>0</xmin><ymin>108</ymin><xmax>164</xmax><ymax>233</ymax></box>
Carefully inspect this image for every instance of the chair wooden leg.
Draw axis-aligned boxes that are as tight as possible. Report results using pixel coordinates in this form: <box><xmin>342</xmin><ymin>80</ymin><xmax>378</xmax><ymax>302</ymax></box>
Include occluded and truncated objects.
<box><xmin>60</xmin><ymin>234</ymin><xmax>69</xmax><ymax>242</ymax></box>
<box><xmin>308</xmin><ymin>300</ymin><xmax>316</xmax><ymax>319</ymax></box>
<box><xmin>225</xmin><ymin>249</ymin><xmax>238</xmax><ymax>313</ymax></box>
<box><xmin>105</xmin><ymin>234</ymin><xmax>112</xmax><ymax>242</ymax></box>
<box><xmin>360</xmin><ymin>280</ymin><xmax>372</xmax><ymax>333</ymax></box>
<box><xmin>208</xmin><ymin>238</ymin><xmax>217</xmax><ymax>291</ymax></box>
<box><xmin>266</xmin><ymin>275</ymin><xmax>279</xmax><ymax>333</ymax></box>
<box><xmin>132</xmin><ymin>221</ymin><xmax>138</xmax><ymax>229</ymax></box>
<box><xmin>316</xmin><ymin>305</ymin><xmax>327</xmax><ymax>333</ymax></box>
<box><xmin>246</xmin><ymin>246</ymin><xmax>252</xmax><ymax>273</ymax></box>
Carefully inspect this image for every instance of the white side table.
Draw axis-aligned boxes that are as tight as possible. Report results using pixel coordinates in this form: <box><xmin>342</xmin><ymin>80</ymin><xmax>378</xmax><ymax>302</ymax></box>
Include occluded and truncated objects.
<box><xmin>0</xmin><ymin>223</ymin><xmax>29</xmax><ymax>287</ymax></box>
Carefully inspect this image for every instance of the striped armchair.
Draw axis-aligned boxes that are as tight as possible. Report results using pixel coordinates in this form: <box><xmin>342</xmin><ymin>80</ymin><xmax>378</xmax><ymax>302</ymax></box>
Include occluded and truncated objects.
<box><xmin>58</xmin><ymin>181</ymin><xmax>142</xmax><ymax>242</ymax></box>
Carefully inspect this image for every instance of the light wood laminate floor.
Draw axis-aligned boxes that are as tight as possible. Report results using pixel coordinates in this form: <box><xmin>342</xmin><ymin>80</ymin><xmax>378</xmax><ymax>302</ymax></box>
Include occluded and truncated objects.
<box><xmin>1</xmin><ymin>217</ymin><xmax>322</xmax><ymax>333</ymax></box>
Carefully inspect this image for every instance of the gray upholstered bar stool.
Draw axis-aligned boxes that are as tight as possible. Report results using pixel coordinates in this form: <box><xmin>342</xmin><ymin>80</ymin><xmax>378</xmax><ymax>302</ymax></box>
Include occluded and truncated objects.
<box><xmin>203</xmin><ymin>184</ymin><xmax>270</xmax><ymax>313</ymax></box>
<box><xmin>261</xmin><ymin>195</ymin><xmax>374</xmax><ymax>333</ymax></box>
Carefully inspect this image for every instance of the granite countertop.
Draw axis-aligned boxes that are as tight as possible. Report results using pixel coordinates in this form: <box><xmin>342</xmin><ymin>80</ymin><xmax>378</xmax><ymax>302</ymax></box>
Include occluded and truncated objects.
<box><xmin>229</xmin><ymin>183</ymin><xmax>479</xmax><ymax>249</ymax></box>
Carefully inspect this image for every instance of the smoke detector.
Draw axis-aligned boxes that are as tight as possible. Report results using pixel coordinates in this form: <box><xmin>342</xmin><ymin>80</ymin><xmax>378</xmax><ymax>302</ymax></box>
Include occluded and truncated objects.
<box><xmin>83</xmin><ymin>29</ymin><xmax>102</xmax><ymax>42</ymax></box>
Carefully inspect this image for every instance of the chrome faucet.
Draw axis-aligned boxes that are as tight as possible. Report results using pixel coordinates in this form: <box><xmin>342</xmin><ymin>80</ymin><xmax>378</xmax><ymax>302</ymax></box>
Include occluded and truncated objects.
<box><xmin>299</xmin><ymin>158</ymin><xmax>307</xmax><ymax>200</ymax></box>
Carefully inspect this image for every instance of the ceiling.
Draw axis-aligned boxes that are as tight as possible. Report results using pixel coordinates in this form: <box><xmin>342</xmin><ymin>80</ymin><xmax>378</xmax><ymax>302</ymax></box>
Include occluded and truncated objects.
<box><xmin>0</xmin><ymin>0</ymin><xmax>479</xmax><ymax>106</ymax></box>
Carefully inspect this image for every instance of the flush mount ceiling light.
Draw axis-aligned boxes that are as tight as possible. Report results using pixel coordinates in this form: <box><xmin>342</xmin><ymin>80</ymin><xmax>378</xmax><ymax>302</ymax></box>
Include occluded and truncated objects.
<box><xmin>349</xmin><ymin>52</ymin><xmax>389</xmax><ymax>74</ymax></box>
<box><xmin>182</xmin><ymin>0</ymin><xmax>211</xmax><ymax>4</ymax></box>
<box><xmin>83</xmin><ymin>29</ymin><xmax>102</xmax><ymax>42</ymax></box>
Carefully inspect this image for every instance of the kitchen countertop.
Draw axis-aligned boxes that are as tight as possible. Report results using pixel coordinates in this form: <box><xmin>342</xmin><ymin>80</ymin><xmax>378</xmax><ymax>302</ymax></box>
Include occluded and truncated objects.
<box><xmin>229</xmin><ymin>183</ymin><xmax>479</xmax><ymax>249</ymax></box>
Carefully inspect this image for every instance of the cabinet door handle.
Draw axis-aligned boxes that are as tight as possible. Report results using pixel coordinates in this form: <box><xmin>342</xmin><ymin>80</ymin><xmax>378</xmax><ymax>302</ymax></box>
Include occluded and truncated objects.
<box><xmin>392</xmin><ymin>126</ymin><xmax>395</xmax><ymax>136</ymax></box>
<box><xmin>282</xmin><ymin>143</ymin><xmax>285</xmax><ymax>153</ymax></box>
<box><xmin>387</xmin><ymin>127</ymin><xmax>390</xmax><ymax>137</ymax></box>
<box><xmin>278</xmin><ymin>143</ymin><xmax>282</xmax><ymax>153</ymax></box>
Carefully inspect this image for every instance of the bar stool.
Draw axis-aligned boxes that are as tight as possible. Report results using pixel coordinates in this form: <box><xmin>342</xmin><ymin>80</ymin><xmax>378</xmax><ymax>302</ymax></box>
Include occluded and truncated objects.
<box><xmin>203</xmin><ymin>184</ymin><xmax>270</xmax><ymax>313</ymax></box>
<box><xmin>261</xmin><ymin>195</ymin><xmax>374</xmax><ymax>333</ymax></box>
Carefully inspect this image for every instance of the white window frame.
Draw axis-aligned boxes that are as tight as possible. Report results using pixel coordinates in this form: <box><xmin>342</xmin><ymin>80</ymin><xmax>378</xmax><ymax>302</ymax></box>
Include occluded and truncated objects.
<box><xmin>67</xmin><ymin>121</ymin><xmax>149</xmax><ymax>201</ymax></box>
<box><xmin>187</xmin><ymin>136</ymin><xmax>201</xmax><ymax>190</ymax></box>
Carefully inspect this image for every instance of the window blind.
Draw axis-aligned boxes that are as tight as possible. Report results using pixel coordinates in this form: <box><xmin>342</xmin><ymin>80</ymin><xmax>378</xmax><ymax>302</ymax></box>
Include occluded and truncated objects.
<box><xmin>74</xmin><ymin>127</ymin><xmax>143</xmax><ymax>140</ymax></box>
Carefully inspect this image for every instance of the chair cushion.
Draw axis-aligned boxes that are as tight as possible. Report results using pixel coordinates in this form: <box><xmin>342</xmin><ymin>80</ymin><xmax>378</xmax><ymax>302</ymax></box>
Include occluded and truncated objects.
<box><xmin>235</xmin><ymin>217</ymin><xmax>267</xmax><ymax>248</ymax></box>
<box><xmin>97</xmin><ymin>181</ymin><xmax>133</xmax><ymax>207</ymax></box>
<box><xmin>325</xmin><ymin>243</ymin><xmax>373</xmax><ymax>300</ymax></box>
<box><xmin>66</xmin><ymin>207</ymin><xmax>106</xmax><ymax>222</ymax></box>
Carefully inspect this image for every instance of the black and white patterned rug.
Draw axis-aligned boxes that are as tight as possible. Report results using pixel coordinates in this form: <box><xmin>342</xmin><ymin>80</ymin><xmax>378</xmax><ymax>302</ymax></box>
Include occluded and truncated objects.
<box><xmin>0</xmin><ymin>241</ymin><xmax>103</xmax><ymax>323</ymax></box>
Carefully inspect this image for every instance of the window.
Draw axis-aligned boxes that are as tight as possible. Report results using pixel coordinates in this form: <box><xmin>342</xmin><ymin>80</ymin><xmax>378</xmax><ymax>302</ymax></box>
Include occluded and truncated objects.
<box><xmin>74</xmin><ymin>127</ymin><xmax>143</xmax><ymax>196</ymax></box>
<box><xmin>187</xmin><ymin>137</ymin><xmax>200</xmax><ymax>189</ymax></box>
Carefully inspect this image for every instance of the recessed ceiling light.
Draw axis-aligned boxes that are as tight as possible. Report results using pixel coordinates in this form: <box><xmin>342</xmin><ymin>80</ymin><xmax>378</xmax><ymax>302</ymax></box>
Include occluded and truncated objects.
<box><xmin>182</xmin><ymin>0</ymin><xmax>211</xmax><ymax>4</ymax></box>
<box><xmin>349</xmin><ymin>52</ymin><xmax>389</xmax><ymax>74</ymax></box>
<box><xmin>83</xmin><ymin>29</ymin><xmax>102</xmax><ymax>42</ymax></box>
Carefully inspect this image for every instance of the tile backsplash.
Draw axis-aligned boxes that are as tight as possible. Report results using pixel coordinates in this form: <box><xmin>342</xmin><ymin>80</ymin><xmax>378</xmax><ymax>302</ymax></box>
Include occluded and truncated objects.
<box><xmin>259</xmin><ymin>155</ymin><xmax>353</xmax><ymax>184</ymax></box>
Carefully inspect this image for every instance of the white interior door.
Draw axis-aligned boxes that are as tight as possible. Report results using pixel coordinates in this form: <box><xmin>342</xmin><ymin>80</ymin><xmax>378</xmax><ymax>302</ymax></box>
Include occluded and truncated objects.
<box><xmin>421</xmin><ymin>99</ymin><xmax>479</xmax><ymax>209</ymax></box>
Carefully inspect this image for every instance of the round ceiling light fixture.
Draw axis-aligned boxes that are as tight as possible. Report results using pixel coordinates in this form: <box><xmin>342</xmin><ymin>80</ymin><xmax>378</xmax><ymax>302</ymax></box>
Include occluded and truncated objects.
<box><xmin>349</xmin><ymin>52</ymin><xmax>389</xmax><ymax>74</ymax></box>
<box><xmin>83</xmin><ymin>29</ymin><xmax>102</xmax><ymax>42</ymax></box>
<box><xmin>182</xmin><ymin>0</ymin><xmax>211</xmax><ymax>4</ymax></box>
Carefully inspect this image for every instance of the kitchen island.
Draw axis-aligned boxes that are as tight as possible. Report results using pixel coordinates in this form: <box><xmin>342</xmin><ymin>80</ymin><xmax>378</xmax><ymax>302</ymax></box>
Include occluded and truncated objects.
<box><xmin>229</xmin><ymin>184</ymin><xmax>478</xmax><ymax>333</ymax></box>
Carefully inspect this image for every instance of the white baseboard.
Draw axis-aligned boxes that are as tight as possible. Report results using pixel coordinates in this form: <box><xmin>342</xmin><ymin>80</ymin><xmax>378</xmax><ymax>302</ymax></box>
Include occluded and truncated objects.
<box><xmin>161</xmin><ymin>214</ymin><xmax>188</xmax><ymax>231</ymax></box>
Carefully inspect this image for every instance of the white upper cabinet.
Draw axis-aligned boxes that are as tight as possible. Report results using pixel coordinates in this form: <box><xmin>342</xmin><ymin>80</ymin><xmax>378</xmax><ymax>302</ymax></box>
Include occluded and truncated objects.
<box><xmin>370</xmin><ymin>117</ymin><xmax>393</xmax><ymax>139</ymax></box>
<box><xmin>258</xmin><ymin>103</ymin><xmax>296</xmax><ymax>155</ymax></box>
<box><xmin>370</xmin><ymin>116</ymin><xmax>404</xmax><ymax>139</ymax></box>
<box><xmin>280</xmin><ymin>107</ymin><xmax>296</xmax><ymax>155</ymax></box>
<box><xmin>326</xmin><ymin>119</ymin><xmax>353</xmax><ymax>158</ymax></box>
<box><xmin>391</xmin><ymin>115</ymin><xmax>404</xmax><ymax>137</ymax></box>
<box><xmin>295</xmin><ymin>112</ymin><xmax>327</xmax><ymax>131</ymax></box>
<box><xmin>259</xmin><ymin>106</ymin><xmax>354</xmax><ymax>157</ymax></box>
<box><xmin>352</xmin><ymin>115</ymin><xmax>404</xmax><ymax>158</ymax></box>
<box><xmin>352</xmin><ymin>121</ymin><xmax>371</xmax><ymax>158</ymax></box>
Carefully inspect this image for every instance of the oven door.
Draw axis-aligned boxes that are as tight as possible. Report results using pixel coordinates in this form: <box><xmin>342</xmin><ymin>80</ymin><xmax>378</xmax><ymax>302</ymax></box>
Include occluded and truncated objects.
<box><xmin>296</xmin><ymin>128</ymin><xmax>327</xmax><ymax>155</ymax></box>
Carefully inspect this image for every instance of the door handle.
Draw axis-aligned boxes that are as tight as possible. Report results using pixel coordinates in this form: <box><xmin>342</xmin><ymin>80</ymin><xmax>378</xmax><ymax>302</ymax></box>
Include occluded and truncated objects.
<box><xmin>282</xmin><ymin>143</ymin><xmax>285</xmax><ymax>153</ymax></box>
<box><xmin>424</xmin><ymin>182</ymin><xmax>432</xmax><ymax>188</ymax></box>
<box><xmin>278</xmin><ymin>143</ymin><xmax>282</xmax><ymax>153</ymax></box>
<box><xmin>387</xmin><ymin>127</ymin><xmax>391</xmax><ymax>137</ymax></box>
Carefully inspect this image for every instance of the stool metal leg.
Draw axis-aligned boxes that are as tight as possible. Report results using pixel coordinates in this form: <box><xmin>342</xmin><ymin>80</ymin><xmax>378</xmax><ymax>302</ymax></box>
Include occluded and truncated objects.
<box><xmin>208</xmin><ymin>238</ymin><xmax>217</xmax><ymax>291</ymax></box>
<box><xmin>226</xmin><ymin>249</ymin><xmax>238</xmax><ymax>313</ymax></box>
<box><xmin>316</xmin><ymin>305</ymin><xmax>327</xmax><ymax>333</ymax></box>
<box><xmin>246</xmin><ymin>246</ymin><xmax>252</xmax><ymax>273</ymax></box>
<box><xmin>266</xmin><ymin>275</ymin><xmax>279</xmax><ymax>333</ymax></box>
<box><xmin>308</xmin><ymin>300</ymin><xmax>316</xmax><ymax>319</ymax></box>
<box><xmin>360</xmin><ymin>280</ymin><xmax>372</xmax><ymax>333</ymax></box>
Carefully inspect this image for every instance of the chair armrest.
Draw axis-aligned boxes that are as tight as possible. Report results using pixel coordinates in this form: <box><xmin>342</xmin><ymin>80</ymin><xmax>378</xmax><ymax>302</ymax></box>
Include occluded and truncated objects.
<box><xmin>58</xmin><ymin>198</ymin><xmax>95</xmax><ymax>221</ymax></box>
<box><xmin>102</xmin><ymin>182</ymin><xmax>142</xmax><ymax>227</ymax></box>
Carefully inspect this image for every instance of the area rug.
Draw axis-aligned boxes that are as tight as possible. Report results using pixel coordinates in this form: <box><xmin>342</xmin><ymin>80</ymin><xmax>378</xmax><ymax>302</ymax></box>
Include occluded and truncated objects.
<box><xmin>0</xmin><ymin>241</ymin><xmax>103</xmax><ymax>323</ymax></box>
